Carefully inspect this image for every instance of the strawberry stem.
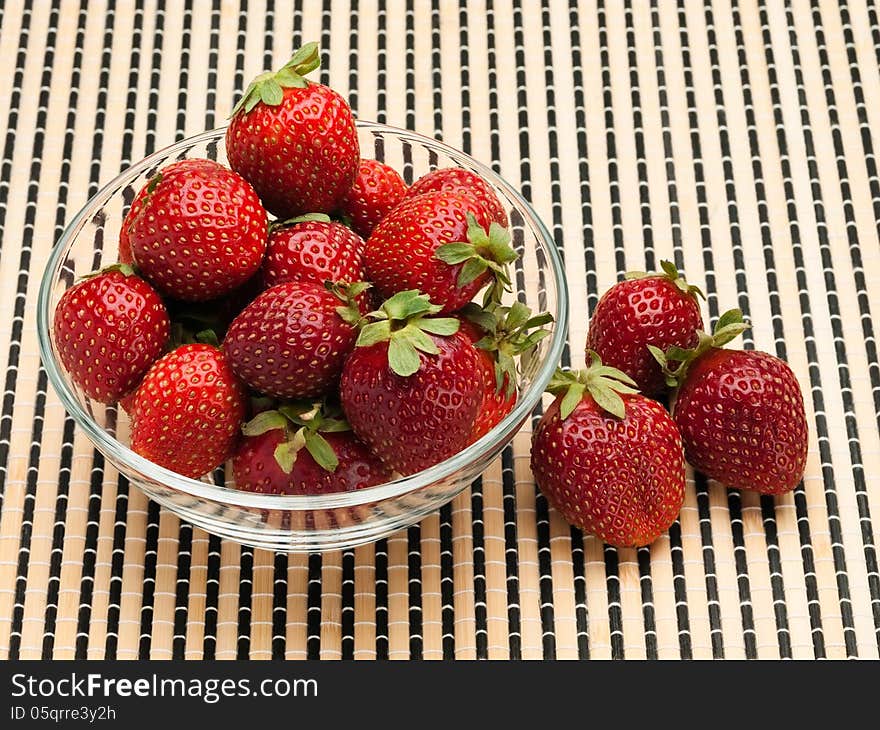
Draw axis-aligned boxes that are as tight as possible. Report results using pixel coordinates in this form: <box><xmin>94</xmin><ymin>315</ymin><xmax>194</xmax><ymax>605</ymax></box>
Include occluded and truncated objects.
<box><xmin>649</xmin><ymin>308</ymin><xmax>749</xmax><ymax>387</ymax></box>
<box><xmin>353</xmin><ymin>290</ymin><xmax>461</xmax><ymax>377</ymax></box>
<box><xmin>624</xmin><ymin>259</ymin><xmax>706</xmax><ymax>301</ymax></box>
<box><xmin>547</xmin><ymin>353</ymin><xmax>640</xmax><ymax>420</ymax></box>
<box><xmin>231</xmin><ymin>42</ymin><xmax>321</xmax><ymax>117</ymax></box>
<box><xmin>240</xmin><ymin>397</ymin><xmax>351</xmax><ymax>474</ymax></box>
<box><xmin>435</xmin><ymin>213</ymin><xmax>518</xmax><ymax>305</ymax></box>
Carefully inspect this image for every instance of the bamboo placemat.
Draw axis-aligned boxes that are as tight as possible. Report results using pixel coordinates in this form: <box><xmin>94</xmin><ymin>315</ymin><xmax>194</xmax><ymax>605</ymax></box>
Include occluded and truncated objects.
<box><xmin>0</xmin><ymin>0</ymin><xmax>878</xmax><ymax>660</ymax></box>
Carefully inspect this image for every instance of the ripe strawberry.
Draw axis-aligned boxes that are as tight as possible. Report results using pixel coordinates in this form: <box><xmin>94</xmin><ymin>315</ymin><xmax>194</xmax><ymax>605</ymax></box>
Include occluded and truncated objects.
<box><xmin>336</xmin><ymin>158</ymin><xmax>408</xmax><ymax>239</ymax></box>
<box><xmin>458</xmin><ymin>301</ymin><xmax>553</xmax><ymax>442</ymax></box>
<box><xmin>124</xmin><ymin>158</ymin><xmax>267</xmax><ymax>301</ymax></box>
<box><xmin>655</xmin><ymin>310</ymin><xmax>808</xmax><ymax>495</ymax></box>
<box><xmin>262</xmin><ymin>213</ymin><xmax>365</xmax><ymax>290</ymax></box>
<box><xmin>364</xmin><ymin>191</ymin><xmax>518</xmax><ymax>314</ymax></box>
<box><xmin>128</xmin><ymin>343</ymin><xmax>247</xmax><ymax>478</ymax></box>
<box><xmin>530</xmin><ymin>360</ymin><xmax>686</xmax><ymax>548</ymax></box>
<box><xmin>232</xmin><ymin>400</ymin><xmax>391</xmax><ymax>495</ymax></box>
<box><xmin>406</xmin><ymin>167</ymin><xmax>508</xmax><ymax>228</ymax></box>
<box><xmin>222</xmin><ymin>280</ymin><xmax>366</xmax><ymax>399</ymax></box>
<box><xmin>225</xmin><ymin>42</ymin><xmax>359</xmax><ymax>218</ymax></box>
<box><xmin>339</xmin><ymin>290</ymin><xmax>482</xmax><ymax>475</ymax></box>
<box><xmin>585</xmin><ymin>260</ymin><xmax>704</xmax><ymax>396</ymax></box>
<box><xmin>53</xmin><ymin>265</ymin><xmax>170</xmax><ymax>403</ymax></box>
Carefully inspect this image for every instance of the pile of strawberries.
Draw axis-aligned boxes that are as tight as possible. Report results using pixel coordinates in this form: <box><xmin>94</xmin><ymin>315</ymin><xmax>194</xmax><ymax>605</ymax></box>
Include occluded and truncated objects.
<box><xmin>52</xmin><ymin>43</ymin><xmax>551</xmax><ymax>496</ymax></box>
<box><xmin>52</xmin><ymin>41</ymin><xmax>808</xmax><ymax>547</ymax></box>
<box><xmin>530</xmin><ymin>262</ymin><xmax>809</xmax><ymax>548</ymax></box>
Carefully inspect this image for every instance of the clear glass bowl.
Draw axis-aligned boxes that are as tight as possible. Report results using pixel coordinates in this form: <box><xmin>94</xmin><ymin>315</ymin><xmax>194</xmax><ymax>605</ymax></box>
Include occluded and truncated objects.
<box><xmin>37</xmin><ymin>122</ymin><xmax>569</xmax><ymax>552</ymax></box>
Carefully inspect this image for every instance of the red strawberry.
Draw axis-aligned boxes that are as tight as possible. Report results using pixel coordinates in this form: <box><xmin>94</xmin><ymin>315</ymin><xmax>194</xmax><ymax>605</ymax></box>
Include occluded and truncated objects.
<box><xmin>458</xmin><ymin>301</ymin><xmax>553</xmax><ymax>442</ymax></box>
<box><xmin>53</xmin><ymin>265</ymin><xmax>170</xmax><ymax>403</ymax></box>
<box><xmin>339</xmin><ymin>290</ymin><xmax>482</xmax><ymax>475</ymax></box>
<box><xmin>364</xmin><ymin>191</ymin><xmax>518</xmax><ymax>314</ymax></box>
<box><xmin>232</xmin><ymin>401</ymin><xmax>391</xmax><ymax>495</ymax></box>
<box><xmin>656</xmin><ymin>310</ymin><xmax>808</xmax><ymax>495</ymax></box>
<box><xmin>336</xmin><ymin>158</ymin><xmax>408</xmax><ymax>238</ymax></box>
<box><xmin>406</xmin><ymin>167</ymin><xmax>508</xmax><ymax>228</ymax></box>
<box><xmin>222</xmin><ymin>280</ymin><xmax>365</xmax><ymax>399</ymax></box>
<box><xmin>530</xmin><ymin>361</ymin><xmax>686</xmax><ymax>548</ymax></box>
<box><xmin>586</xmin><ymin>261</ymin><xmax>704</xmax><ymax>395</ymax></box>
<box><xmin>262</xmin><ymin>213</ymin><xmax>365</xmax><ymax>290</ymax></box>
<box><xmin>225</xmin><ymin>42</ymin><xmax>359</xmax><ymax>218</ymax></box>
<box><xmin>124</xmin><ymin>158</ymin><xmax>267</xmax><ymax>302</ymax></box>
<box><xmin>128</xmin><ymin>343</ymin><xmax>247</xmax><ymax>478</ymax></box>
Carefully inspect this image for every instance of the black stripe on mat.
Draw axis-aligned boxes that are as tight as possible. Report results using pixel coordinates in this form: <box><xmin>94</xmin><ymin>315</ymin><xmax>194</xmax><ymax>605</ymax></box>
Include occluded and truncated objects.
<box><xmin>700</xmin><ymin>2</ymin><xmax>759</xmax><ymax>659</ymax></box>
<box><xmin>453</xmin><ymin>0</ymin><xmax>488</xmax><ymax>661</ymax></box>
<box><xmin>428</xmin><ymin>0</ymin><xmax>456</xmax><ymax>660</ymax></box>
<box><xmin>566</xmin><ymin>0</ymin><xmax>593</xmax><ymax>660</ymax></box>
<box><xmin>532</xmin><ymin>0</ymin><xmax>574</xmax><ymax>660</ymax></box>
<box><xmin>623</xmin><ymin>1</ymin><xmax>659</xmax><ymax>660</ymax></box>
<box><xmin>0</xmin><ymin>0</ymin><xmax>32</xmax><ymax>531</ymax></box>
<box><xmin>675</xmin><ymin>0</ymin><xmax>725</xmax><ymax>659</ymax></box>
<box><xmin>649</xmin><ymin>0</ymin><xmax>692</xmax><ymax>659</ymax></box>
<box><xmin>137</xmin><ymin>0</ymin><xmax>167</xmax><ymax>660</ymax></box>
<box><xmin>103</xmin><ymin>2</ymin><xmax>138</xmax><ymax>660</ymax></box>
<box><xmin>204</xmin><ymin>0</ymin><xmax>221</xmax><ymax>130</ymax></box>
<box><xmin>8</xmin><ymin>0</ymin><xmax>60</xmax><ymax>660</ymax></box>
<box><xmin>486</xmin><ymin>0</ymin><xmax>523</xmax><ymax>660</ymax></box>
<box><xmin>596</xmin><ymin>0</ymin><xmax>626</xmax><ymax>660</ymax></box>
<box><xmin>726</xmin><ymin>0</ymin><xmax>795</xmax><ymax>658</ymax></box>
<box><xmin>41</xmin><ymin>0</ymin><xmax>89</xmax><ymax>660</ymax></box>
<box><xmin>171</xmin><ymin>0</ymin><xmax>195</xmax><ymax>660</ymax></box>
<box><xmin>306</xmin><ymin>552</ymin><xmax>322</xmax><ymax>659</ymax></box>
<box><xmin>402</xmin><ymin>0</ymin><xmax>424</xmax><ymax>661</ymax></box>
<box><xmin>373</xmin><ymin>0</ymin><xmax>390</xmax><ymax>662</ymax></box>
<box><xmin>340</xmin><ymin>2</ymin><xmax>357</xmax><ymax>662</ymax></box>
<box><xmin>623</xmin><ymin>1</ymin><xmax>656</xmax><ymax>272</ymax></box>
<box><xmin>236</xmin><ymin>546</ymin><xmax>254</xmax><ymax>659</ymax></box>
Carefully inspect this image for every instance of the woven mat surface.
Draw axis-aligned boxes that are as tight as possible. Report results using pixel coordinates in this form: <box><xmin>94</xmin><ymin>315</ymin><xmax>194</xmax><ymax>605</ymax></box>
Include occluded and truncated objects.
<box><xmin>1</xmin><ymin>0</ymin><xmax>879</xmax><ymax>660</ymax></box>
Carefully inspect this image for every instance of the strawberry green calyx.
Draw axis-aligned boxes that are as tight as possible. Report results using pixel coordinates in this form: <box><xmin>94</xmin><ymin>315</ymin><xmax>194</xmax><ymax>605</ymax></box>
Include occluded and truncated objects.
<box><xmin>241</xmin><ymin>399</ymin><xmax>351</xmax><ymax>473</ymax></box>
<box><xmin>461</xmin><ymin>301</ymin><xmax>553</xmax><ymax>398</ymax></box>
<box><xmin>326</xmin><ymin>280</ymin><xmax>372</xmax><ymax>326</ymax></box>
<box><xmin>547</xmin><ymin>353</ymin><xmax>641</xmax><ymax>420</ymax></box>
<box><xmin>268</xmin><ymin>212</ymin><xmax>332</xmax><ymax>234</ymax></box>
<box><xmin>355</xmin><ymin>289</ymin><xmax>461</xmax><ymax>377</ymax></box>
<box><xmin>435</xmin><ymin>213</ymin><xmax>519</xmax><ymax>303</ymax></box>
<box><xmin>649</xmin><ymin>308</ymin><xmax>750</xmax><ymax>387</ymax></box>
<box><xmin>231</xmin><ymin>42</ymin><xmax>321</xmax><ymax>117</ymax></box>
<box><xmin>625</xmin><ymin>259</ymin><xmax>706</xmax><ymax>301</ymax></box>
<box><xmin>79</xmin><ymin>262</ymin><xmax>137</xmax><ymax>282</ymax></box>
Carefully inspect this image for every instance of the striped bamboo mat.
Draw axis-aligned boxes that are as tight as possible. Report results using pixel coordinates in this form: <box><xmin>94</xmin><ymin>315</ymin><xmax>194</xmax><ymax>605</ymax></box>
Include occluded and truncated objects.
<box><xmin>0</xmin><ymin>0</ymin><xmax>878</xmax><ymax>660</ymax></box>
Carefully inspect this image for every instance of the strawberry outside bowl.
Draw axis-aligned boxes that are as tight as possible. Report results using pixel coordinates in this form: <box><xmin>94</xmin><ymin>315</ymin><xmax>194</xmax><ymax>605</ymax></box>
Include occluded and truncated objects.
<box><xmin>36</xmin><ymin>122</ymin><xmax>569</xmax><ymax>553</ymax></box>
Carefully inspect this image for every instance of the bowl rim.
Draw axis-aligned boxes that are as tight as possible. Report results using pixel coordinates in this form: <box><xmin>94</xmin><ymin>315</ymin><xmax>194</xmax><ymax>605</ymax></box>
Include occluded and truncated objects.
<box><xmin>37</xmin><ymin>120</ymin><xmax>570</xmax><ymax>511</ymax></box>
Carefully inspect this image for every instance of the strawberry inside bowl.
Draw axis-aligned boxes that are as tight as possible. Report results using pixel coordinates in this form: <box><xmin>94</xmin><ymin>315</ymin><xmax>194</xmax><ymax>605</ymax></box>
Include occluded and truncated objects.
<box><xmin>37</xmin><ymin>122</ymin><xmax>569</xmax><ymax>553</ymax></box>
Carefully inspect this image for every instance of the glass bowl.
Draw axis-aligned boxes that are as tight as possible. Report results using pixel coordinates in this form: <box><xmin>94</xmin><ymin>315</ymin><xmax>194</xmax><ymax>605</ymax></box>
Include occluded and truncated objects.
<box><xmin>37</xmin><ymin>122</ymin><xmax>569</xmax><ymax>553</ymax></box>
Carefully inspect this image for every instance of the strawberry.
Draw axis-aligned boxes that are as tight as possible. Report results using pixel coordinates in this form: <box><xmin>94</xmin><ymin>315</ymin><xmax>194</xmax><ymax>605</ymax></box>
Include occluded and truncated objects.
<box><xmin>53</xmin><ymin>265</ymin><xmax>170</xmax><ymax>403</ymax></box>
<box><xmin>128</xmin><ymin>343</ymin><xmax>247</xmax><ymax>478</ymax></box>
<box><xmin>364</xmin><ymin>191</ymin><xmax>518</xmax><ymax>314</ymax></box>
<box><xmin>654</xmin><ymin>310</ymin><xmax>808</xmax><ymax>495</ymax></box>
<box><xmin>124</xmin><ymin>158</ymin><xmax>267</xmax><ymax>302</ymax></box>
<box><xmin>222</xmin><ymin>280</ymin><xmax>366</xmax><ymax>399</ymax></box>
<box><xmin>339</xmin><ymin>290</ymin><xmax>483</xmax><ymax>475</ymax></box>
<box><xmin>262</xmin><ymin>213</ymin><xmax>365</xmax><ymax>290</ymax></box>
<box><xmin>406</xmin><ymin>167</ymin><xmax>508</xmax><ymax>228</ymax></box>
<box><xmin>530</xmin><ymin>359</ymin><xmax>686</xmax><ymax>548</ymax></box>
<box><xmin>585</xmin><ymin>260</ymin><xmax>704</xmax><ymax>396</ymax></box>
<box><xmin>225</xmin><ymin>42</ymin><xmax>359</xmax><ymax>218</ymax></box>
<box><xmin>232</xmin><ymin>400</ymin><xmax>391</xmax><ymax>495</ymax></box>
<box><xmin>336</xmin><ymin>158</ymin><xmax>408</xmax><ymax>239</ymax></box>
<box><xmin>458</xmin><ymin>301</ymin><xmax>553</xmax><ymax>442</ymax></box>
